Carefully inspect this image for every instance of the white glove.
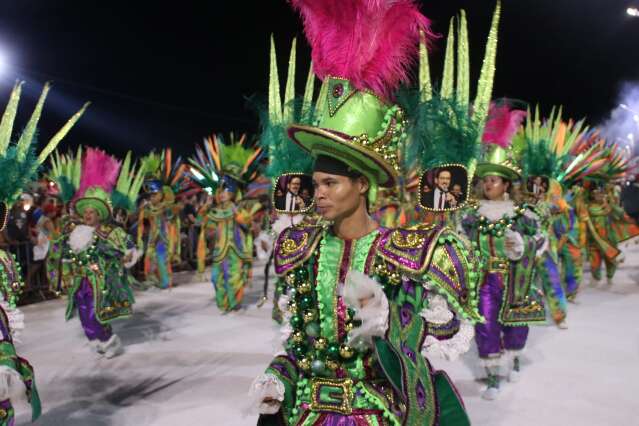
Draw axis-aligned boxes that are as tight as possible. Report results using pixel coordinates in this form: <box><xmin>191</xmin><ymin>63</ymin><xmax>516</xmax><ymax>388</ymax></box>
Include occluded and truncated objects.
<box><xmin>247</xmin><ymin>373</ymin><xmax>285</xmax><ymax>415</ymax></box>
<box><xmin>504</xmin><ymin>229</ymin><xmax>524</xmax><ymax>261</ymax></box>
<box><xmin>342</xmin><ymin>271</ymin><xmax>389</xmax><ymax>346</ymax></box>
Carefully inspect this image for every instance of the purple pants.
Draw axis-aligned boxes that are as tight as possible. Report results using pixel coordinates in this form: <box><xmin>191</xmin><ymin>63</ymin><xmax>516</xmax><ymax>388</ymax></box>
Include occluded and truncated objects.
<box><xmin>475</xmin><ymin>273</ymin><xmax>529</xmax><ymax>358</ymax></box>
<box><xmin>74</xmin><ymin>278</ymin><xmax>112</xmax><ymax>342</ymax></box>
<box><xmin>0</xmin><ymin>399</ymin><xmax>13</xmax><ymax>426</ymax></box>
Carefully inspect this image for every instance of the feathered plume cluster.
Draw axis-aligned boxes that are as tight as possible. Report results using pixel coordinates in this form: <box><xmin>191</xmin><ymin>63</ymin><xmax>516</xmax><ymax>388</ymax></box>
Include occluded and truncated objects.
<box><xmin>258</xmin><ymin>36</ymin><xmax>317</xmax><ymax>178</ymax></box>
<box><xmin>140</xmin><ymin>148</ymin><xmax>193</xmax><ymax>199</ymax></box>
<box><xmin>290</xmin><ymin>0</ymin><xmax>432</xmax><ymax>100</ymax></box>
<box><xmin>482</xmin><ymin>103</ymin><xmax>527</xmax><ymax>149</ymax></box>
<box><xmin>111</xmin><ymin>152</ymin><xmax>147</xmax><ymax>212</ymax></box>
<box><xmin>0</xmin><ymin>81</ymin><xmax>88</xmax><ymax>207</ymax></box>
<box><xmin>189</xmin><ymin>134</ymin><xmax>263</xmax><ymax>192</ymax></box>
<box><xmin>402</xmin><ymin>94</ymin><xmax>481</xmax><ymax>170</ymax></box>
<box><xmin>402</xmin><ymin>3</ymin><xmax>502</xmax><ymax>175</ymax></box>
<box><xmin>48</xmin><ymin>147</ymin><xmax>83</xmax><ymax>203</ymax></box>
<box><xmin>75</xmin><ymin>147</ymin><xmax>121</xmax><ymax>199</ymax></box>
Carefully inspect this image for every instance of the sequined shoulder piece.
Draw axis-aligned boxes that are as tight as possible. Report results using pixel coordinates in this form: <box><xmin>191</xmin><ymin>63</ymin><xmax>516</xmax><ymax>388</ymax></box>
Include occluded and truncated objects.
<box><xmin>375</xmin><ymin>225</ymin><xmax>444</xmax><ymax>274</ymax></box>
<box><xmin>95</xmin><ymin>223</ymin><xmax>115</xmax><ymax>239</ymax></box>
<box><xmin>274</xmin><ymin>225</ymin><xmax>324</xmax><ymax>276</ymax></box>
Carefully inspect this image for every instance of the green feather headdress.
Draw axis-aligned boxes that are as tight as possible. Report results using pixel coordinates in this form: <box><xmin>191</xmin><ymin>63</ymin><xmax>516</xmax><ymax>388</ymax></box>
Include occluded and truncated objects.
<box><xmin>0</xmin><ymin>81</ymin><xmax>89</xmax><ymax>209</ymax></box>
<box><xmin>258</xmin><ymin>36</ymin><xmax>321</xmax><ymax>179</ymax></box>
<box><xmin>111</xmin><ymin>151</ymin><xmax>146</xmax><ymax>212</ymax></box>
<box><xmin>514</xmin><ymin>105</ymin><xmax>592</xmax><ymax>187</ymax></box>
<box><xmin>140</xmin><ymin>148</ymin><xmax>190</xmax><ymax>198</ymax></box>
<box><xmin>189</xmin><ymin>133</ymin><xmax>263</xmax><ymax>193</ymax></box>
<box><xmin>48</xmin><ymin>146</ymin><xmax>83</xmax><ymax>204</ymax></box>
<box><xmin>402</xmin><ymin>3</ymin><xmax>501</xmax><ymax>177</ymax></box>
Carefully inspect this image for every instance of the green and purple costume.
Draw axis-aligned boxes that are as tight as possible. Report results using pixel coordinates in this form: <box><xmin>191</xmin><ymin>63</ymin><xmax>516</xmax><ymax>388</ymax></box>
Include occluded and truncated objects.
<box><xmin>257</xmin><ymin>223</ymin><xmax>481</xmax><ymax>426</ymax></box>
<box><xmin>48</xmin><ymin>223</ymin><xmax>136</xmax><ymax>342</ymax></box>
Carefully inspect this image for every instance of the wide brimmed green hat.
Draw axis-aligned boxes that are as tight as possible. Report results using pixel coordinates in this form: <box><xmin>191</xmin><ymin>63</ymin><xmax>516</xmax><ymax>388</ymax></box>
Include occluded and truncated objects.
<box><xmin>74</xmin><ymin>187</ymin><xmax>112</xmax><ymax>221</ymax></box>
<box><xmin>288</xmin><ymin>77</ymin><xmax>404</xmax><ymax>188</ymax></box>
<box><xmin>476</xmin><ymin>145</ymin><xmax>522</xmax><ymax>182</ymax></box>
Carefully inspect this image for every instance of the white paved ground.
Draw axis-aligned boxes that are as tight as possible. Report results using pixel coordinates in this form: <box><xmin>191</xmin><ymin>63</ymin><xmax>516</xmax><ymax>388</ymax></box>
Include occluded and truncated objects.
<box><xmin>11</xmin><ymin>242</ymin><xmax>639</xmax><ymax>425</ymax></box>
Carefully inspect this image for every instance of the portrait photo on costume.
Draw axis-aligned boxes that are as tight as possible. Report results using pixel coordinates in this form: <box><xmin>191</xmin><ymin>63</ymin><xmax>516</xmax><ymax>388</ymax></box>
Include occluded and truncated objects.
<box><xmin>527</xmin><ymin>175</ymin><xmax>549</xmax><ymax>199</ymax></box>
<box><xmin>273</xmin><ymin>173</ymin><xmax>314</xmax><ymax>214</ymax></box>
<box><xmin>419</xmin><ymin>165</ymin><xmax>469</xmax><ymax>211</ymax></box>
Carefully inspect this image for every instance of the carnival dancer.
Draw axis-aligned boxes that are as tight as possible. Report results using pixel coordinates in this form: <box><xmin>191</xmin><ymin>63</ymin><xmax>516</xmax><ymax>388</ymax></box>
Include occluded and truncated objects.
<box><xmin>248</xmin><ymin>2</ymin><xmax>491</xmax><ymax>424</ymax></box>
<box><xmin>572</xmin><ymin>136</ymin><xmax>639</xmax><ymax>285</ymax></box>
<box><xmin>0</xmin><ymin>81</ymin><xmax>88</xmax><ymax>422</ymax></box>
<box><xmin>514</xmin><ymin>109</ymin><xmax>582</xmax><ymax>326</ymax></box>
<box><xmin>460</xmin><ymin>103</ymin><xmax>546</xmax><ymax>400</ymax></box>
<box><xmin>47</xmin><ymin>148</ymin><xmax>140</xmax><ymax>358</ymax></box>
<box><xmin>189</xmin><ymin>134</ymin><xmax>263</xmax><ymax>312</ymax></box>
<box><xmin>137</xmin><ymin>150</ymin><xmax>186</xmax><ymax>289</ymax></box>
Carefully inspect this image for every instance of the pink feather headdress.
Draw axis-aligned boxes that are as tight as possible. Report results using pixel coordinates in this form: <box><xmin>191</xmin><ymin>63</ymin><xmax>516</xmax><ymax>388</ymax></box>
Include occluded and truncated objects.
<box><xmin>290</xmin><ymin>0</ymin><xmax>433</xmax><ymax>101</ymax></box>
<box><xmin>75</xmin><ymin>147</ymin><xmax>121</xmax><ymax>199</ymax></box>
<box><xmin>482</xmin><ymin>103</ymin><xmax>527</xmax><ymax>148</ymax></box>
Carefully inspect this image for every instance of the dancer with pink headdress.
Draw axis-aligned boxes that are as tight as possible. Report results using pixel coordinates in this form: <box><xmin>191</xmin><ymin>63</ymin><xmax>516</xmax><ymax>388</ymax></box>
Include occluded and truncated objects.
<box><xmin>47</xmin><ymin>148</ymin><xmax>141</xmax><ymax>359</ymax></box>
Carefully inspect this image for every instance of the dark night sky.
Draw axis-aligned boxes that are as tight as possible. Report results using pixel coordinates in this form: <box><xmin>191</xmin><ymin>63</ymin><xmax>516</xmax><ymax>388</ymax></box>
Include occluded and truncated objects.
<box><xmin>0</xmin><ymin>0</ymin><xmax>638</xmax><ymax>158</ymax></box>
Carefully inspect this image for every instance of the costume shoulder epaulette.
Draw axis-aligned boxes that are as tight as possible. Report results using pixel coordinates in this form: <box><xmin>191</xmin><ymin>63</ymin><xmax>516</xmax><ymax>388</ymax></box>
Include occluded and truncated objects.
<box><xmin>96</xmin><ymin>223</ymin><xmax>115</xmax><ymax>238</ymax></box>
<box><xmin>274</xmin><ymin>224</ymin><xmax>324</xmax><ymax>276</ymax></box>
<box><xmin>375</xmin><ymin>224</ymin><xmax>444</xmax><ymax>274</ymax></box>
<box><xmin>378</xmin><ymin>225</ymin><xmax>482</xmax><ymax>322</ymax></box>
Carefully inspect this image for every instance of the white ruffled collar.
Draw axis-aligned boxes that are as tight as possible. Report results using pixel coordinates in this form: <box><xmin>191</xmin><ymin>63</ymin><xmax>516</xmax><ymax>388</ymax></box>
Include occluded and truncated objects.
<box><xmin>69</xmin><ymin>225</ymin><xmax>96</xmax><ymax>253</ymax></box>
<box><xmin>477</xmin><ymin>200</ymin><xmax>518</xmax><ymax>221</ymax></box>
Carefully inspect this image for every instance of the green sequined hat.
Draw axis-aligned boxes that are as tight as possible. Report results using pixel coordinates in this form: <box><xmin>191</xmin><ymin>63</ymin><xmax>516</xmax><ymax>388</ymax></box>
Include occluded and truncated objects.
<box><xmin>476</xmin><ymin>102</ymin><xmax>527</xmax><ymax>181</ymax></box>
<box><xmin>287</xmin><ymin>0</ymin><xmax>433</xmax><ymax>192</ymax></box>
<box><xmin>74</xmin><ymin>187</ymin><xmax>113</xmax><ymax>221</ymax></box>
<box><xmin>288</xmin><ymin>81</ymin><xmax>405</xmax><ymax>188</ymax></box>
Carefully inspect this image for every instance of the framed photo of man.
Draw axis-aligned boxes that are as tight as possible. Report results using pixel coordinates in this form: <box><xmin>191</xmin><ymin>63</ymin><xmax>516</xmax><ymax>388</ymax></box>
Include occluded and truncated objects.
<box><xmin>527</xmin><ymin>175</ymin><xmax>549</xmax><ymax>202</ymax></box>
<box><xmin>273</xmin><ymin>173</ymin><xmax>314</xmax><ymax>214</ymax></box>
<box><xmin>419</xmin><ymin>164</ymin><xmax>470</xmax><ymax>212</ymax></box>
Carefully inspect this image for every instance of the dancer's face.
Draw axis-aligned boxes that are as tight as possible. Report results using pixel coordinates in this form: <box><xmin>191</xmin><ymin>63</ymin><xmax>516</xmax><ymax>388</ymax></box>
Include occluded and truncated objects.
<box><xmin>218</xmin><ymin>190</ymin><xmax>233</xmax><ymax>203</ymax></box>
<box><xmin>312</xmin><ymin>172</ymin><xmax>368</xmax><ymax>221</ymax></box>
<box><xmin>150</xmin><ymin>192</ymin><xmax>163</xmax><ymax>205</ymax></box>
<box><xmin>83</xmin><ymin>207</ymin><xmax>100</xmax><ymax>227</ymax></box>
<box><xmin>482</xmin><ymin>175</ymin><xmax>509</xmax><ymax>201</ymax></box>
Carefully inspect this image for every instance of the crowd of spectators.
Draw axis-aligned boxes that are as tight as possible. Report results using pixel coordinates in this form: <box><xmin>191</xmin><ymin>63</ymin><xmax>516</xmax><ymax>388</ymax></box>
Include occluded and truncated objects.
<box><xmin>0</xmin><ymin>183</ymin><xmax>239</xmax><ymax>305</ymax></box>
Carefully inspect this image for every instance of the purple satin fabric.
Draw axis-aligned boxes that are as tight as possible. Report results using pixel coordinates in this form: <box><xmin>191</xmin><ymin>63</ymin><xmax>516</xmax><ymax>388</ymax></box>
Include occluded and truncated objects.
<box><xmin>475</xmin><ymin>273</ymin><xmax>529</xmax><ymax>357</ymax></box>
<box><xmin>321</xmin><ymin>413</ymin><xmax>380</xmax><ymax>426</ymax></box>
<box><xmin>74</xmin><ymin>278</ymin><xmax>112</xmax><ymax>342</ymax></box>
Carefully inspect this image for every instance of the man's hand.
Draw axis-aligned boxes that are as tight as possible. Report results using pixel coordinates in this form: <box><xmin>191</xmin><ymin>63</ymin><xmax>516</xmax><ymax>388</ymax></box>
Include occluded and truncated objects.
<box><xmin>446</xmin><ymin>193</ymin><xmax>457</xmax><ymax>207</ymax></box>
<box><xmin>295</xmin><ymin>196</ymin><xmax>306</xmax><ymax>209</ymax></box>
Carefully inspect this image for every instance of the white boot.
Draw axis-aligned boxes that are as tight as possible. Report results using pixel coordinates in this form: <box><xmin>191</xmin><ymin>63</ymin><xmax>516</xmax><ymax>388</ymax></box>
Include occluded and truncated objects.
<box><xmin>481</xmin><ymin>366</ymin><xmax>500</xmax><ymax>400</ymax></box>
<box><xmin>589</xmin><ymin>275</ymin><xmax>601</xmax><ymax>287</ymax></box>
<box><xmin>508</xmin><ymin>356</ymin><xmax>522</xmax><ymax>383</ymax></box>
<box><xmin>606</xmin><ymin>277</ymin><xmax>614</xmax><ymax>286</ymax></box>
<box><xmin>101</xmin><ymin>334</ymin><xmax>124</xmax><ymax>359</ymax></box>
<box><xmin>89</xmin><ymin>340</ymin><xmax>105</xmax><ymax>354</ymax></box>
<box><xmin>557</xmin><ymin>320</ymin><xmax>568</xmax><ymax>330</ymax></box>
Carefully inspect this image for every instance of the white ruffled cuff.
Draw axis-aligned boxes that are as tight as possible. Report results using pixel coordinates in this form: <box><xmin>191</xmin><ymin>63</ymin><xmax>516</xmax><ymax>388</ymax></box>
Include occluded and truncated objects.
<box><xmin>124</xmin><ymin>247</ymin><xmax>143</xmax><ymax>269</ymax></box>
<box><xmin>0</xmin><ymin>302</ymin><xmax>23</xmax><ymax>343</ymax></box>
<box><xmin>421</xmin><ymin>319</ymin><xmax>474</xmax><ymax>361</ymax></box>
<box><xmin>420</xmin><ymin>293</ymin><xmax>454</xmax><ymax>324</ymax></box>
<box><xmin>505</xmin><ymin>229</ymin><xmax>524</xmax><ymax>261</ymax></box>
<box><xmin>0</xmin><ymin>365</ymin><xmax>26</xmax><ymax>401</ymax></box>
<box><xmin>342</xmin><ymin>271</ymin><xmax>389</xmax><ymax>346</ymax></box>
<box><xmin>254</xmin><ymin>231</ymin><xmax>274</xmax><ymax>261</ymax></box>
<box><xmin>535</xmin><ymin>235</ymin><xmax>548</xmax><ymax>258</ymax></box>
<box><xmin>247</xmin><ymin>373</ymin><xmax>285</xmax><ymax>415</ymax></box>
<box><xmin>273</xmin><ymin>295</ymin><xmax>292</xmax><ymax>353</ymax></box>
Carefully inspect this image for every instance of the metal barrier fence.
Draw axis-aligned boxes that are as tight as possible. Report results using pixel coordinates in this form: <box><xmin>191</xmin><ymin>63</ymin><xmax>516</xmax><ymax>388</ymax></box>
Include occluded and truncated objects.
<box><xmin>0</xmin><ymin>241</ymin><xmax>50</xmax><ymax>305</ymax></box>
<box><xmin>0</xmin><ymin>226</ymin><xmax>205</xmax><ymax>305</ymax></box>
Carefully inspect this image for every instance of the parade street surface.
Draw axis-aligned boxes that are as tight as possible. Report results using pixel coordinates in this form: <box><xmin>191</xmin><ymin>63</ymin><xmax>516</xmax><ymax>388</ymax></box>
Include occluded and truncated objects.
<box><xmin>13</xmin><ymin>243</ymin><xmax>639</xmax><ymax>426</ymax></box>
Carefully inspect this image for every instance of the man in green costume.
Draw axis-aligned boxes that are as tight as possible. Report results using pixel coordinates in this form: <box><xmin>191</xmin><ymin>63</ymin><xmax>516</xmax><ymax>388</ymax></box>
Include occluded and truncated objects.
<box><xmin>247</xmin><ymin>2</ymin><xmax>484</xmax><ymax>424</ymax></box>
